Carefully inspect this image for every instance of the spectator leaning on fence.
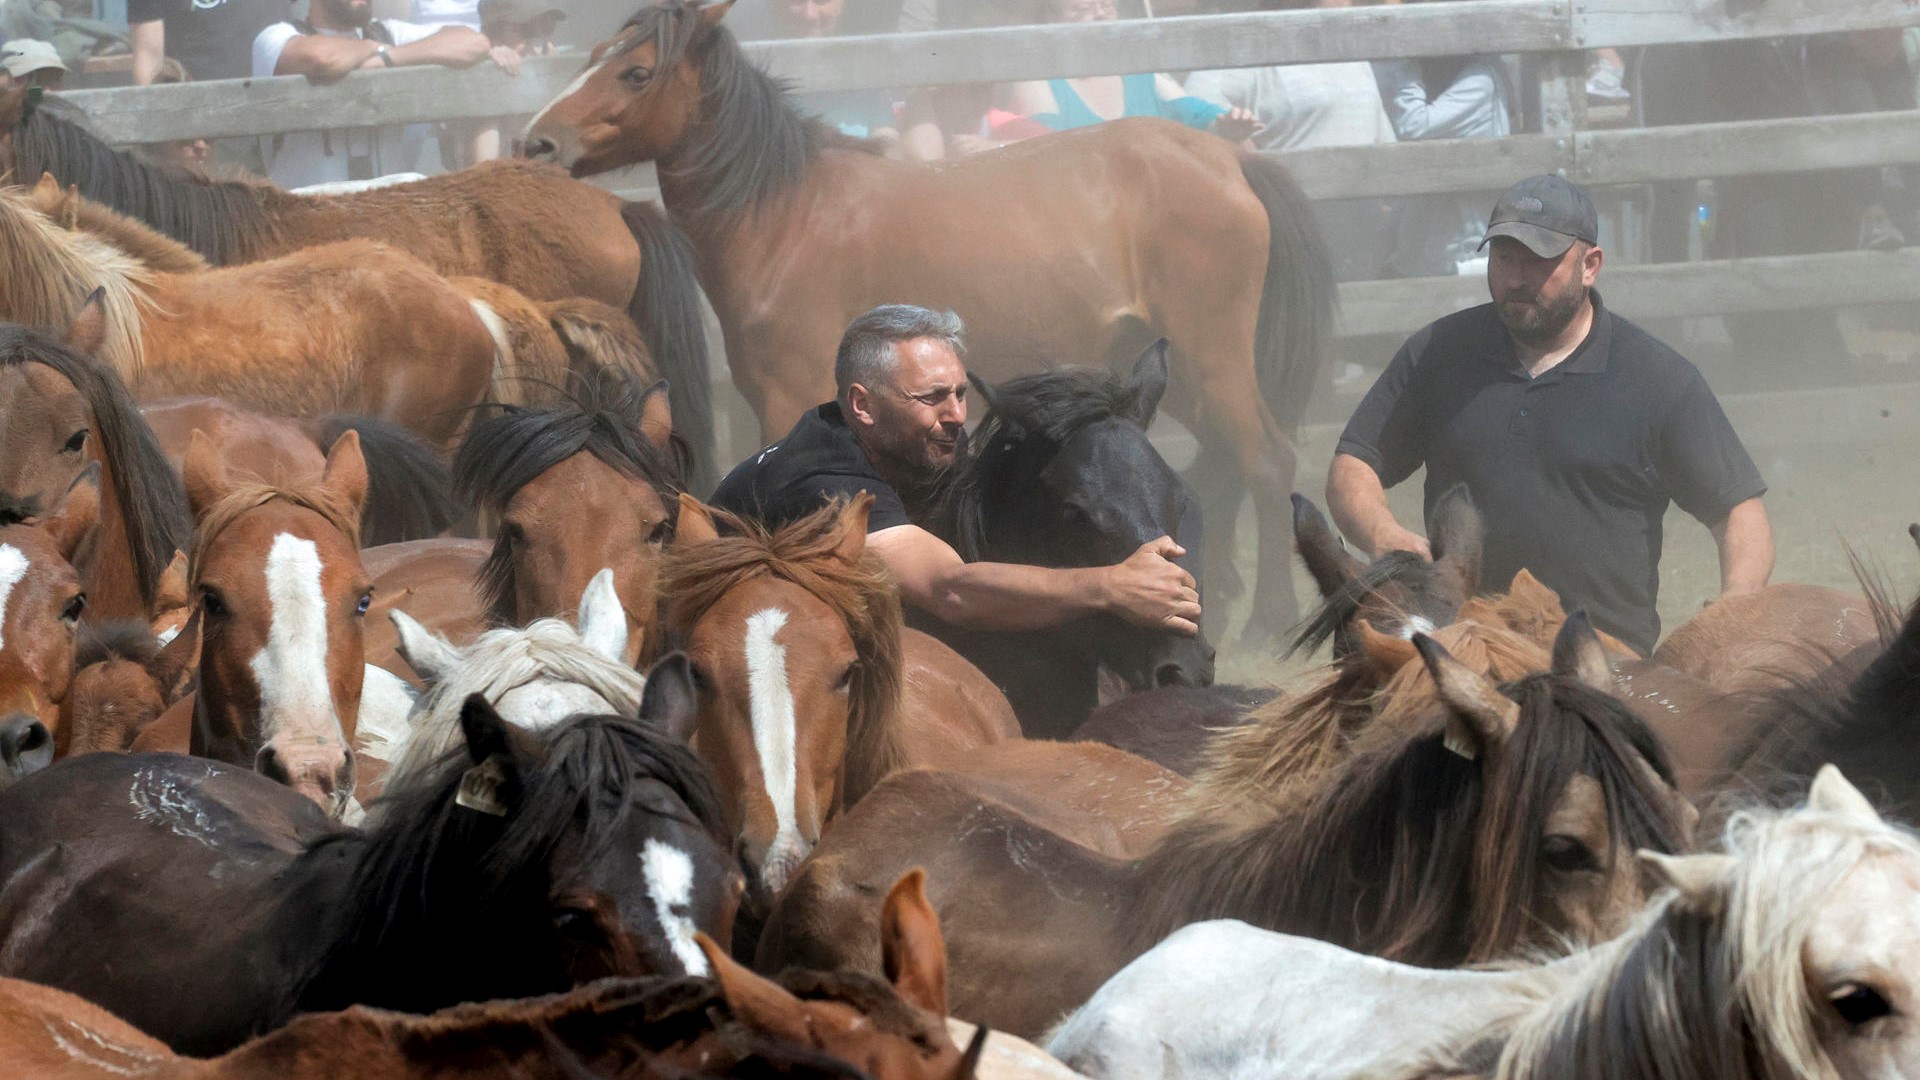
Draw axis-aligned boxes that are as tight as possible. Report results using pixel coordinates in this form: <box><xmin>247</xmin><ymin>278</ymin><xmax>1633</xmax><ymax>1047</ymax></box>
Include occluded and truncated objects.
<box><xmin>252</xmin><ymin>0</ymin><xmax>511</xmax><ymax>187</ymax></box>
<box><xmin>0</xmin><ymin>39</ymin><xmax>67</xmax><ymax>90</ymax></box>
<box><xmin>1373</xmin><ymin>49</ymin><xmax>1519</xmax><ymax>277</ymax></box>
<box><xmin>130</xmin><ymin>0</ymin><xmax>282</xmax><ymax>84</ymax></box>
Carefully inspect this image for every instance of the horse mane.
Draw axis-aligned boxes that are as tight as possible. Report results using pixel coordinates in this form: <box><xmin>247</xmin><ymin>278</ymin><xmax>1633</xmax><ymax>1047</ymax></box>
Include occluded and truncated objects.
<box><xmin>1131</xmin><ymin>673</ymin><xmax>1687</xmax><ymax>966</ymax></box>
<box><xmin>659</xmin><ymin>500</ymin><xmax>908</xmax><ymax>802</ymax></box>
<box><xmin>943</xmin><ymin>366</ymin><xmax>1151</xmax><ymax>561</ymax></box>
<box><xmin>30</xmin><ymin>183</ymin><xmax>211</xmax><ymax>274</ymax></box>
<box><xmin>75</xmin><ymin>618</ymin><xmax>162</xmax><ymax>667</ymax></box>
<box><xmin>378</xmin><ymin>619</ymin><xmax>654</xmax><ymax>789</ymax></box>
<box><xmin>1288</xmin><ymin>550</ymin><xmax>1444</xmax><ymax>657</ymax></box>
<box><xmin>188</xmin><ymin>475</ymin><xmax>364</xmax><ymax>583</ymax></box>
<box><xmin>455</xmin><ymin>373</ymin><xmax>687</xmax><ymax>626</ymax></box>
<box><xmin>618</xmin><ymin>2</ymin><xmax>875</xmax><ymax>227</ymax></box>
<box><xmin>0</xmin><ymin>324</ymin><xmax>189</xmax><ymax>611</ymax></box>
<box><xmin>291</xmin><ymin>711</ymin><xmax>729</xmax><ymax>1012</ymax></box>
<box><xmin>11</xmin><ymin>95</ymin><xmax>280</xmax><ymax>264</ymax></box>
<box><xmin>1486</xmin><ymin>795</ymin><xmax>1920</xmax><ymax>1080</ymax></box>
<box><xmin>0</xmin><ymin>186</ymin><xmax>153</xmax><ymax>378</ymax></box>
<box><xmin>1187</xmin><ymin>620</ymin><xmax>1549</xmax><ymax>819</ymax></box>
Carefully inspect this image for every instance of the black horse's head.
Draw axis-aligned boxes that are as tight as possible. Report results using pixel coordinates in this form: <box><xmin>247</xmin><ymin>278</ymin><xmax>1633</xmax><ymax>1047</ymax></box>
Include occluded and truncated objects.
<box><xmin>949</xmin><ymin>341</ymin><xmax>1215</xmax><ymax>692</ymax></box>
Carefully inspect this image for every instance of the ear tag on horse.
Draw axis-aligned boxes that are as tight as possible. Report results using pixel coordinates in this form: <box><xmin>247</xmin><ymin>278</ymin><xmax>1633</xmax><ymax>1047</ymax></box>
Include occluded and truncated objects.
<box><xmin>1442</xmin><ymin>716</ymin><xmax>1479</xmax><ymax>761</ymax></box>
<box><xmin>456</xmin><ymin>754</ymin><xmax>511</xmax><ymax>817</ymax></box>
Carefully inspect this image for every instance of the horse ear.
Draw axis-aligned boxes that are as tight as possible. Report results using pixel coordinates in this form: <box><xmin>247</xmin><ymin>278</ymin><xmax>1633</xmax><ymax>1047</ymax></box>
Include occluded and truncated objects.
<box><xmin>43</xmin><ymin>462</ymin><xmax>102</xmax><ymax>562</ymax></box>
<box><xmin>457</xmin><ymin>692</ymin><xmax>516</xmax><ymax>765</ymax></box>
<box><xmin>676</xmin><ymin>493</ymin><xmax>721</xmax><ymax>546</ymax></box>
<box><xmin>28</xmin><ymin>171</ymin><xmax>61</xmax><ymax>209</ymax></box>
<box><xmin>576</xmin><ymin>567</ymin><xmax>629</xmax><ymax>663</ymax></box>
<box><xmin>150</xmin><ymin>608</ymin><xmax>202</xmax><ymax>701</ymax></box>
<box><xmin>1550</xmin><ymin>611</ymin><xmax>1614</xmax><ymax>693</ymax></box>
<box><xmin>390</xmin><ymin>609</ymin><xmax>463</xmax><ymax>686</ymax></box>
<box><xmin>181</xmin><ymin>429</ymin><xmax>232</xmax><ymax>520</ymax></box>
<box><xmin>151</xmin><ymin>549</ymin><xmax>190</xmax><ymax>634</ymax></box>
<box><xmin>696</xmin><ymin>931</ymin><xmax>815</xmax><ymax>1045</ymax></box>
<box><xmin>1413</xmin><ymin>631</ymin><xmax>1518</xmax><ymax>760</ymax></box>
<box><xmin>1638</xmin><ymin>850</ymin><xmax>1735</xmax><ymax>912</ymax></box>
<box><xmin>640</xmin><ymin>651</ymin><xmax>699</xmax><ymax>742</ymax></box>
<box><xmin>320</xmin><ymin>428</ymin><xmax>370</xmax><ymax>517</ymax></box>
<box><xmin>880</xmin><ymin>868</ymin><xmax>949</xmax><ymax>1018</ymax></box>
<box><xmin>65</xmin><ymin>287</ymin><xmax>110</xmax><ymax>358</ymax></box>
<box><xmin>1355</xmin><ymin>619</ymin><xmax>1418</xmax><ymax>679</ymax></box>
<box><xmin>833</xmin><ymin>494</ymin><xmax>872</xmax><ymax>564</ymax></box>
<box><xmin>1123</xmin><ymin>339</ymin><xmax>1170</xmax><ymax>427</ymax></box>
<box><xmin>696</xmin><ymin>0</ymin><xmax>736</xmax><ymax>31</ymax></box>
<box><xmin>1907</xmin><ymin>523</ymin><xmax>1919</xmax><ymax>561</ymax></box>
<box><xmin>1807</xmin><ymin>764</ymin><xmax>1884</xmax><ymax>827</ymax></box>
<box><xmin>1504</xmin><ymin>568</ymin><xmax>1562</xmax><ymax>613</ymax></box>
<box><xmin>638</xmin><ymin>379</ymin><xmax>674</xmax><ymax>450</ymax></box>
<box><xmin>1292</xmin><ymin>493</ymin><xmax>1364</xmax><ymax>600</ymax></box>
<box><xmin>1427</xmin><ymin>485</ymin><xmax>1483</xmax><ymax>595</ymax></box>
<box><xmin>966</xmin><ymin>372</ymin><xmax>1001</xmax><ymax>419</ymax></box>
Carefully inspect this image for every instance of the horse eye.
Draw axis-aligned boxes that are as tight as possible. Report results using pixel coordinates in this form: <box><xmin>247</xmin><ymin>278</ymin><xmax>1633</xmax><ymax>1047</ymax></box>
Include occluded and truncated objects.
<box><xmin>1541</xmin><ymin>834</ymin><xmax>1600</xmax><ymax>873</ymax></box>
<box><xmin>647</xmin><ymin>519</ymin><xmax>671</xmax><ymax>545</ymax></box>
<box><xmin>61</xmin><ymin>430</ymin><xmax>87</xmax><ymax>454</ymax></box>
<box><xmin>1831</xmin><ymin>984</ymin><xmax>1894</xmax><ymax>1026</ymax></box>
<box><xmin>201</xmin><ymin>589</ymin><xmax>229</xmax><ymax>620</ymax></box>
<box><xmin>834</xmin><ymin>661</ymin><xmax>857</xmax><ymax>693</ymax></box>
<box><xmin>355</xmin><ymin>591</ymin><xmax>373</xmax><ymax>617</ymax></box>
<box><xmin>621</xmin><ymin>65</ymin><xmax>652</xmax><ymax>87</ymax></box>
<box><xmin>60</xmin><ymin>593</ymin><xmax>86</xmax><ymax>624</ymax></box>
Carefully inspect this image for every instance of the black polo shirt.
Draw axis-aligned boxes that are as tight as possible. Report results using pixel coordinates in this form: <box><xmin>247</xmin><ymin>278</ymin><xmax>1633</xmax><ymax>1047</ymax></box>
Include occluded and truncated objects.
<box><xmin>1336</xmin><ymin>293</ymin><xmax>1765</xmax><ymax>652</ymax></box>
<box><xmin>709</xmin><ymin>402</ymin><xmax>913</xmax><ymax>533</ymax></box>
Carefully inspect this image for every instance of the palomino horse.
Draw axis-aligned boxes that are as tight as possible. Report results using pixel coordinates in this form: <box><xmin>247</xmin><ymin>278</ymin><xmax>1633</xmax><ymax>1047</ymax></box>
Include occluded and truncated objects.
<box><xmin>454</xmin><ymin>375</ymin><xmax>686</xmax><ymax>667</ymax></box>
<box><xmin>925</xmin><ymin>348</ymin><xmax>1214</xmax><ymax>736</ymax></box>
<box><xmin>757</xmin><ymin>616</ymin><xmax>1693</xmax><ymax>1039</ymax></box>
<box><xmin>0</xmin><ymin>322</ymin><xmax>189</xmax><ymax>623</ymax></box>
<box><xmin>0</xmin><ymin>467</ymin><xmax>100</xmax><ymax>785</ymax></box>
<box><xmin>0</xmin><ymin>86</ymin><xmax>716</xmax><ymax>481</ymax></box>
<box><xmin>133</xmin><ymin>431</ymin><xmax>370</xmax><ymax>816</ymax></box>
<box><xmin>0</xmin><ymin>188</ymin><xmax>501</xmax><ymax>446</ymax></box>
<box><xmin>1046</xmin><ymin>769</ymin><xmax>1920</xmax><ymax>1080</ymax></box>
<box><xmin>524</xmin><ymin>0</ymin><xmax>1337</xmax><ymax>644</ymax></box>
<box><xmin>664</xmin><ymin>494</ymin><xmax>1020</xmax><ymax>902</ymax></box>
<box><xmin>0</xmin><ymin>692</ymin><xmax>738</xmax><ymax>1056</ymax></box>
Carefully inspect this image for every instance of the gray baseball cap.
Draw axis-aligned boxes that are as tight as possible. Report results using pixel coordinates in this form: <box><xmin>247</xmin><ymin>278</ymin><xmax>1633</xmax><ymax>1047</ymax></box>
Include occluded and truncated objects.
<box><xmin>1479</xmin><ymin>174</ymin><xmax>1598</xmax><ymax>258</ymax></box>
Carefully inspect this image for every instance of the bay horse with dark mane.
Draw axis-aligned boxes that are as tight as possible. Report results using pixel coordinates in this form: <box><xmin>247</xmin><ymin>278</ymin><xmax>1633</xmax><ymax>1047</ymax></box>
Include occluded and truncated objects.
<box><xmin>523</xmin><ymin>0</ymin><xmax>1336</xmax><ymax>643</ymax></box>
<box><xmin>0</xmin><ymin>85</ymin><xmax>715</xmax><ymax>482</ymax></box>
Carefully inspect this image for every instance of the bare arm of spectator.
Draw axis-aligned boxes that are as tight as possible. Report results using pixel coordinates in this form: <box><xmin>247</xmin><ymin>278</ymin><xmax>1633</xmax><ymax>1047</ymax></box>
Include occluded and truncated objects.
<box><xmin>271</xmin><ymin>25</ymin><xmax>494</xmax><ymax>81</ymax></box>
<box><xmin>130</xmin><ymin>20</ymin><xmax>165</xmax><ymax>85</ymax></box>
<box><xmin>1374</xmin><ymin>57</ymin><xmax>1508</xmax><ymax>141</ymax></box>
<box><xmin>386</xmin><ymin>27</ymin><xmax>496</xmax><ymax>70</ymax></box>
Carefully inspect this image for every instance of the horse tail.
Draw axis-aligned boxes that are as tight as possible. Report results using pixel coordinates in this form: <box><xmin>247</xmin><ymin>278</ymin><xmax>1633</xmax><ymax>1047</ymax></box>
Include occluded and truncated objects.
<box><xmin>621</xmin><ymin>200</ymin><xmax>716</xmax><ymax>492</ymax></box>
<box><xmin>1238</xmin><ymin>153</ymin><xmax>1336</xmax><ymax>436</ymax></box>
<box><xmin>313</xmin><ymin>414</ymin><xmax>462</xmax><ymax>545</ymax></box>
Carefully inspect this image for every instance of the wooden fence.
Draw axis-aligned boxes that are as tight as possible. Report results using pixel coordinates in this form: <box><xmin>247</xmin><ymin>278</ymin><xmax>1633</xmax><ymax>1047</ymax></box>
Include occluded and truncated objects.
<box><xmin>55</xmin><ymin>0</ymin><xmax>1920</xmax><ymax>352</ymax></box>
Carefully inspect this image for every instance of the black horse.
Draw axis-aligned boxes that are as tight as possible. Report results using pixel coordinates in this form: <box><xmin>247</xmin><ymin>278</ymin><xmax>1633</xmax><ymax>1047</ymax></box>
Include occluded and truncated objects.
<box><xmin>0</xmin><ymin>655</ymin><xmax>741</xmax><ymax>1056</ymax></box>
<box><xmin>920</xmin><ymin>342</ymin><xmax>1215</xmax><ymax>737</ymax></box>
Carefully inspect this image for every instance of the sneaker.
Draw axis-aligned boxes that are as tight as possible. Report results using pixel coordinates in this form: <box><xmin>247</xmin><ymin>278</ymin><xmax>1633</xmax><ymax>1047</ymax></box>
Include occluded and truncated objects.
<box><xmin>1586</xmin><ymin>64</ymin><xmax>1631</xmax><ymax>103</ymax></box>
<box><xmin>1860</xmin><ymin>205</ymin><xmax>1906</xmax><ymax>252</ymax></box>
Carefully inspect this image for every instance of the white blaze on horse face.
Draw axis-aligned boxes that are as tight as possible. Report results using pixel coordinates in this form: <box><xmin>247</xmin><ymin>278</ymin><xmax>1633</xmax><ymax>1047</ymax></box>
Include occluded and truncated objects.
<box><xmin>1399</xmin><ymin>615</ymin><xmax>1438</xmax><ymax>641</ymax></box>
<box><xmin>642</xmin><ymin>838</ymin><xmax>709</xmax><ymax>977</ymax></box>
<box><xmin>0</xmin><ymin>544</ymin><xmax>28</xmax><ymax>652</ymax></box>
<box><xmin>250</xmin><ymin>534</ymin><xmax>343</xmax><ymax>747</ymax></box>
<box><xmin>744</xmin><ymin>607</ymin><xmax>806</xmax><ymax>890</ymax></box>
<box><xmin>522</xmin><ymin>58</ymin><xmax>609</xmax><ymax>148</ymax></box>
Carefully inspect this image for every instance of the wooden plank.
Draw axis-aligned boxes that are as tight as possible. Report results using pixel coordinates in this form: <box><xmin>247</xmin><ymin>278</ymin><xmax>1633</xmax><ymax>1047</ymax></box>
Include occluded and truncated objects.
<box><xmin>1575</xmin><ymin>111</ymin><xmax>1920</xmax><ymax>186</ymax></box>
<box><xmin>1337</xmin><ymin>248</ymin><xmax>1920</xmax><ymax>337</ymax></box>
<box><xmin>1283</xmin><ymin>134</ymin><xmax>1566</xmax><ymax>200</ymax></box>
<box><xmin>1573</xmin><ymin>0</ymin><xmax>1920</xmax><ymax>50</ymax></box>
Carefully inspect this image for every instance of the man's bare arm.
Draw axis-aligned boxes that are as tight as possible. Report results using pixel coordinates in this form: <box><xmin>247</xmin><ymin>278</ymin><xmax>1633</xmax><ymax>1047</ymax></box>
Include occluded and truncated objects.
<box><xmin>867</xmin><ymin>524</ymin><xmax>1201</xmax><ymax>635</ymax></box>
<box><xmin>273</xmin><ymin>33</ymin><xmax>382</xmax><ymax>81</ymax></box>
<box><xmin>1708</xmin><ymin>496</ymin><xmax>1773</xmax><ymax>596</ymax></box>
<box><xmin>130</xmin><ymin>21</ymin><xmax>165</xmax><ymax>86</ymax></box>
<box><xmin>1326</xmin><ymin>453</ymin><xmax>1430</xmax><ymax>560</ymax></box>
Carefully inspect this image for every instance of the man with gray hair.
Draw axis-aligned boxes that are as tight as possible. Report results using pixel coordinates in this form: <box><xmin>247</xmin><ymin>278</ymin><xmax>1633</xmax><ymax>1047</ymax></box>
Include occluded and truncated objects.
<box><xmin>711</xmin><ymin>304</ymin><xmax>1201</xmax><ymax>636</ymax></box>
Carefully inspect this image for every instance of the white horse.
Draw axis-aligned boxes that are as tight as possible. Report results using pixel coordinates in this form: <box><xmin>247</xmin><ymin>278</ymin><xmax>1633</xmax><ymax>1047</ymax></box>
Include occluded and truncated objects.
<box><xmin>1050</xmin><ymin>765</ymin><xmax>1920</xmax><ymax>1080</ymax></box>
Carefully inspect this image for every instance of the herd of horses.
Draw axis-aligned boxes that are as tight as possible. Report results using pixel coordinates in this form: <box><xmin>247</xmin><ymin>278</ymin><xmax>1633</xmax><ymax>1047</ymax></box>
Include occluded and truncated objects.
<box><xmin>0</xmin><ymin>2</ymin><xmax>1914</xmax><ymax>1077</ymax></box>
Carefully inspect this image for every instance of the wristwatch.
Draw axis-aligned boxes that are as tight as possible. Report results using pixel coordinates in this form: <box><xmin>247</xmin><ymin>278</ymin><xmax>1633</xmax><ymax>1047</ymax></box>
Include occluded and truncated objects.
<box><xmin>374</xmin><ymin>44</ymin><xmax>394</xmax><ymax>67</ymax></box>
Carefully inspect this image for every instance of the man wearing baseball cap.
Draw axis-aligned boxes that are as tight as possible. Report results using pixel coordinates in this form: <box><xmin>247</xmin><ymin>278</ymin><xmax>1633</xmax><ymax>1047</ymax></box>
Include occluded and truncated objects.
<box><xmin>1326</xmin><ymin>174</ymin><xmax>1773</xmax><ymax>653</ymax></box>
<box><xmin>0</xmin><ymin>40</ymin><xmax>68</xmax><ymax>91</ymax></box>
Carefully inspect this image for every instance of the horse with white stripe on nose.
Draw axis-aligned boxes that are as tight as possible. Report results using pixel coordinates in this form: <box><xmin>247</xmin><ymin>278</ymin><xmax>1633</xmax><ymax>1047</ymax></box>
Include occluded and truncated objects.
<box><xmin>0</xmin><ymin>464</ymin><xmax>101</xmax><ymax>786</ymax></box>
<box><xmin>133</xmin><ymin>429</ymin><xmax>370</xmax><ymax>817</ymax></box>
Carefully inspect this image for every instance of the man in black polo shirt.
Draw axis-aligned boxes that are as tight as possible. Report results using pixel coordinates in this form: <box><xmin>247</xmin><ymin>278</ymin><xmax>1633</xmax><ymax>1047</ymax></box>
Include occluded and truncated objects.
<box><xmin>1327</xmin><ymin>175</ymin><xmax>1773</xmax><ymax>653</ymax></box>
<box><xmin>711</xmin><ymin>304</ymin><xmax>1201</xmax><ymax>636</ymax></box>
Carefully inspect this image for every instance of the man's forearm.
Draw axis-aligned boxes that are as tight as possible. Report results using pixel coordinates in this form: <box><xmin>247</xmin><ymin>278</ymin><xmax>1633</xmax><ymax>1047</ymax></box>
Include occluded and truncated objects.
<box><xmin>1326</xmin><ymin>453</ymin><xmax>1401</xmax><ymax>557</ymax></box>
<box><xmin>130</xmin><ymin>21</ymin><xmax>164</xmax><ymax>86</ymax></box>
<box><xmin>921</xmin><ymin>561</ymin><xmax>1108</xmax><ymax>632</ymax></box>
<box><xmin>391</xmin><ymin>27</ymin><xmax>485</xmax><ymax>68</ymax></box>
<box><xmin>1712</xmin><ymin>497</ymin><xmax>1774</xmax><ymax>595</ymax></box>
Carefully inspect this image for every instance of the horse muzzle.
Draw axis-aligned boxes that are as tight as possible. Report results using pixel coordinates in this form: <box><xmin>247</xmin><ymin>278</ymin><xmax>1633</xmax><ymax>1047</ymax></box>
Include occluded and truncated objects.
<box><xmin>0</xmin><ymin>712</ymin><xmax>52</xmax><ymax>788</ymax></box>
<box><xmin>257</xmin><ymin>737</ymin><xmax>356</xmax><ymax>819</ymax></box>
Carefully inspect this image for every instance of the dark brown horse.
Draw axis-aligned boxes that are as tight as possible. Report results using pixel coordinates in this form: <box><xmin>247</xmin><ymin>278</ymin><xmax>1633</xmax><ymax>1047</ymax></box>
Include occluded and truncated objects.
<box><xmin>523</xmin><ymin>0</ymin><xmax>1336</xmax><ymax>644</ymax></box>
<box><xmin>757</xmin><ymin>615</ymin><xmax>1693</xmax><ymax>1038</ymax></box>
<box><xmin>0</xmin><ymin>86</ymin><xmax>715</xmax><ymax>483</ymax></box>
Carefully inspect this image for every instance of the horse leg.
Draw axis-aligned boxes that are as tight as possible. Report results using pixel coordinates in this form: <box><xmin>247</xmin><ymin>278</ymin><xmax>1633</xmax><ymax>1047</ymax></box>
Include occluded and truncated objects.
<box><xmin>1183</xmin><ymin>440</ymin><xmax>1245</xmax><ymax>632</ymax></box>
<box><xmin>1185</xmin><ymin>383</ymin><xmax>1300</xmax><ymax>656</ymax></box>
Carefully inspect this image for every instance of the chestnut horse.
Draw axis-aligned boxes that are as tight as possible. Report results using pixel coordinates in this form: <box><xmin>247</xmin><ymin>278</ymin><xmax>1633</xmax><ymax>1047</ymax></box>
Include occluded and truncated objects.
<box><xmin>757</xmin><ymin>616</ymin><xmax>1693</xmax><ymax>1039</ymax></box>
<box><xmin>523</xmin><ymin>0</ymin><xmax>1336</xmax><ymax>643</ymax></box>
<box><xmin>0</xmin><ymin>87</ymin><xmax>716</xmax><ymax>480</ymax></box>
<box><xmin>0</xmin><ymin>322</ymin><xmax>189</xmax><ymax>624</ymax></box>
<box><xmin>664</xmin><ymin>494</ymin><xmax>1020</xmax><ymax>903</ymax></box>
<box><xmin>0</xmin><ymin>467</ymin><xmax>100</xmax><ymax>787</ymax></box>
<box><xmin>133</xmin><ymin>432</ymin><xmax>370</xmax><ymax>816</ymax></box>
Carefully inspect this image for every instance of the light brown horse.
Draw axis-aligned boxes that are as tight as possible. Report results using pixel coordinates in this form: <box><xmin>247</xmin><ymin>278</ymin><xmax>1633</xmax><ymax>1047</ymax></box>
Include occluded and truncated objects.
<box><xmin>133</xmin><ymin>432</ymin><xmax>370</xmax><ymax>816</ymax></box>
<box><xmin>758</xmin><ymin>616</ymin><xmax>1693</xmax><ymax>1039</ymax></box>
<box><xmin>523</xmin><ymin>0</ymin><xmax>1336</xmax><ymax>644</ymax></box>
<box><xmin>0</xmin><ymin>86</ymin><xmax>717</xmax><ymax>486</ymax></box>
<box><xmin>0</xmin><ymin>467</ymin><xmax>101</xmax><ymax>786</ymax></box>
<box><xmin>1652</xmin><ymin>582</ymin><xmax>1879</xmax><ymax>694</ymax></box>
<box><xmin>664</xmin><ymin>494</ymin><xmax>1019</xmax><ymax>902</ymax></box>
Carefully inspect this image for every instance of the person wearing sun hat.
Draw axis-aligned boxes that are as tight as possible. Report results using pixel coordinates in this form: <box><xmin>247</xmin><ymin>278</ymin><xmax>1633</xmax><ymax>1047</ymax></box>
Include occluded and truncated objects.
<box><xmin>1326</xmin><ymin>173</ymin><xmax>1775</xmax><ymax>654</ymax></box>
<box><xmin>0</xmin><ymin>39</ymin><xmax>68</xmax><ymax>90</ymax></box>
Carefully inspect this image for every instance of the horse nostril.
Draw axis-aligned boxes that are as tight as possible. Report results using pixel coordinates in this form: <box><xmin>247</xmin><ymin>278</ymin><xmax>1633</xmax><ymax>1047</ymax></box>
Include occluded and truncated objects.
<box><xmin>0</xmin><ymin>716</ymin><xmax>52</xmax><ymax>777</ymax></box>
<box><xmin>256</xmin><ymin>746</ymin><xmax>288</xmax><ymax>784</ymax></box>
<box><xmin>523</xmin><ymin>136</ymin><xmax>557</xmax><ymax>160</ymax></box>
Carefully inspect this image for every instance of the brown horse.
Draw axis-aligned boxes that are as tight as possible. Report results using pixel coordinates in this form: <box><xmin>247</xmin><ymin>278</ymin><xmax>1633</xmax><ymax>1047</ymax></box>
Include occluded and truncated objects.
<box><xmin>133</xmin><ymin>432</ymin><xmax>369</xmax><ymax>816</ymax></box>
<box><xmin>757</xmin><ymin>616</ymin><xmax>1693</xmax><ymax>1039</ymax></box>
<box><xmin>1652</xmin><ymin>582</ymin><xmax>1879</xmax><ymax>694</ymax></box>
<box><xmin>664</xmin><ymin>494</ymin><xmax>1019</xmax><ymax>902</ymax></box>
<box><xmin>64</xmin><ymin>618</ymin><xmax>195</xmax><ymax>756</ymax></box>
<box><xmin>0</xmin><ymin>467</ymin><xmax>101</xmax><ymax>785</ymax></box>
<box><xmin>0</xmin><ymin>86</ymin><xmax>717</xmax><ymax>481</ymax></box>
<box><xmin>523</xmin><ymin>0</ymin><xmax>1336</xmax><ymax>643</ymax></box>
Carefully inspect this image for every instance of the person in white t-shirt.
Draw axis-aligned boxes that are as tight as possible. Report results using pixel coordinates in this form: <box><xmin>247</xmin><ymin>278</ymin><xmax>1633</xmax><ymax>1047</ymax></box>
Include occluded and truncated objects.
<box><xmin>253</xmin><ymin>0</ymin><xmax>513</xmax><ymax>187</ymax></box>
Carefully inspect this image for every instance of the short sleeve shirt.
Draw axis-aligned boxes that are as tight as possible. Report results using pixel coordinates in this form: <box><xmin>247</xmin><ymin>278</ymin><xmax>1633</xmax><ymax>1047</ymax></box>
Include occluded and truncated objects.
<box><xmin>709</xmin><ymin>403</ymin><xmax>912</xmax><ymax>534</ymax></box>
<box><xmin>126</xmin><ymin>0</ymin><xmax>283</xmax><ymax>82</ymax></box>
<box><xmin>252</xmin><ymin>20</ymin><xmax>442</xmax><ymax>188</ymax></box>
<box><xmin>1336</xmin><ymin>294</ymin><xmax>1765</xmax><ymax>652</ymax></box>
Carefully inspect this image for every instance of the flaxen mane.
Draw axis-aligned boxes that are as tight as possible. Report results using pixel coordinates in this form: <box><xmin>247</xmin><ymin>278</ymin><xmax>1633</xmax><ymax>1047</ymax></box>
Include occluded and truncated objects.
<box><xmin>1130</xmin><ymin>672</ymin><xmax>1687</xmax><ymax>967</ymax></box>
<box><xmin>189</xmin><ymin>478</ymin><xmax>363</xmax><ymax>583</ymax></box>
<box><xmin>659</xmin><ymin>500</ymin><xmax>908</xmax><ymax>802</ymax></box>
<box><xmin>0</xmin><ymin>186</ymin><xmax>151</xmax><ymax>377</ymax></box>
<box><xmin>26</xmin><ymin>179</ymin><xmax>211</xmax><ymax>274</ymax></box>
